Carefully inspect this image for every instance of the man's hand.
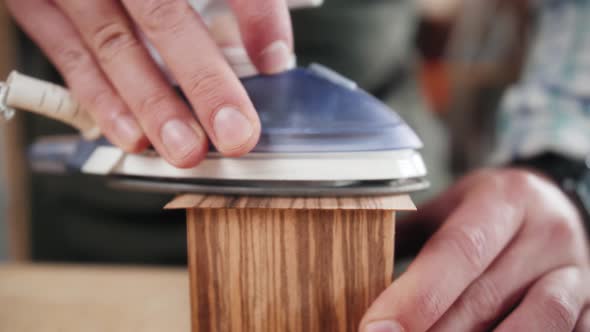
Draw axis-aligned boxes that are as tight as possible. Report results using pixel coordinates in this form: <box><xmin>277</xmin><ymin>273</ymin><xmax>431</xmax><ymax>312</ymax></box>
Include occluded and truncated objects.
<box><xmin>6</xmin><ymin>0</ymin><xmax>293</xmax><ymax>167</ymax></box>
<box><xmin>360</xmin><ymin>169</ymin><xmax>590</xmax><ymax>332</ymax></box>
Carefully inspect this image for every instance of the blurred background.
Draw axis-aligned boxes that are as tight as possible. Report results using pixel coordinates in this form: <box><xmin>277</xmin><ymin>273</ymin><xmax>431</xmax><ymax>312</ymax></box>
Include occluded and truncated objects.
<box><xmin>0</xmin><ymin>0</ymin><xmax>533</xmax><ymax>263</ymax></box>
<box><xmin>0</xmin><ymin>2</ymin><xmax>18</xmax><ymax>261</ymax></box>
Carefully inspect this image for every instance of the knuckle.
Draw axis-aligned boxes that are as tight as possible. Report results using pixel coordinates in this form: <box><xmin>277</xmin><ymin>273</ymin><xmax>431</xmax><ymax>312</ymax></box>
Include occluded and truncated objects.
<box><xmin>475</xmin><ymin>169</ymin><xmax>536</xmax><ymax>209</ymax></box>
<box><xmin>135</xmin><ymin>92</ymin><xmax>176</xmax><ymax>127</ymax></box>
<box><xmin>91</xmin><ymin>22</ymin><xmax>139</xmax><ymax>63</ymax></box>
<box><xmin>500</xmin><ymin>169</ymin><xmax>537</xmax><ymax>196</ymax></box>
<box><xmin>241</xmin><ymin>2</ymin><xmax>275</xmax><ymax>31</ymax></box>
<box><xmin>53</xmin><ymin>44</ymin><xmax>93</xmax><ymax>75</ymax></box>
<box><xmin>413</xmin><ymin>289</ymin><xmax>447</xmax><ymax>323</ymax></box>
<box><xmin>89</xmin><ymin>89</ymin><xmax>115</xmax><ymax>113</ymax></box>
<box><xmin>238</xmin><ymin>2</ymin><xmax>277</xmax><ymax>48</ymax></box>
<box><xmin>88</xmin><ymin>91</ymin><xmax>127</xmax><ymax>126</ymax></box>
<box><xmin>444</xmin><ymin>226</ymin><xmax>488</xmax><ymax>272</ymax></box>
<box><xmin>476</xmin><ymin>172</ymin><xmax>505</xmax><ymax>196</ymax></box>
<box><xmin>542</xmin><ymin>292</ymin><xmax>577</xmax><ymax>330</ymax></box>
<box><xmin>458</xmin><ymin>277</ymin><xmax>503</xmax><ymax>324</ymax></box>
<box><xmin>545</xmin><ymin>217</ymin><xmax>577</xmax><ymax>246</ymax></box>
<box><xmin>140</xmin><ymin>0</ymin><xmax>191</xmax><ymax>34</ymax></box>
<box><xmin>185</xmin><ymin>69</ymin><xmax>226</xmax><ymax>109</ymax></box>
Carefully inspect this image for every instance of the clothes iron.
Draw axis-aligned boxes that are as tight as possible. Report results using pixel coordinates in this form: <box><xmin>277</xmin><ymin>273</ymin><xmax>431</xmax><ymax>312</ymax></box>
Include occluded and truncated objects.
<box><xmin>1</xmin><ymin>64</ymin><xmax>428</xmax><ymax>196</ymax></box>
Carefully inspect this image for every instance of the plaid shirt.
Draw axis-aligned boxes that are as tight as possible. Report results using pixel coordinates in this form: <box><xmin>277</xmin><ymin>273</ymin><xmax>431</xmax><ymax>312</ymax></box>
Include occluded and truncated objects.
<box><xmin>494</xmin><ymin>0</ymin><xmax>590</xmax><ymax>163</ymax></box>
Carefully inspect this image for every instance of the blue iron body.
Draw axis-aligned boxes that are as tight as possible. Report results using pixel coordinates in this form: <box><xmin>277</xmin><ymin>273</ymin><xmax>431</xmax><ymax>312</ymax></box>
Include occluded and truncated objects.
<box><xmin>243</xmin><ymin>66</ymin><xmax>422</xmax><ymax>153</ymax></box>
<box><xmin>28</xmin><ymin>65</ymin><xmax>428</xmax><ymax>196</ymax></box>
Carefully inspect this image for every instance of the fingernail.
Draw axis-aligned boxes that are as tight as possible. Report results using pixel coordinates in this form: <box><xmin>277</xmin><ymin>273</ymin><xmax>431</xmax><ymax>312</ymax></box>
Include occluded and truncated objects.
<box><xmin>213</xmin><ymin>106</ymin><xmax>254</xmax><ymax>151</ymax></box>
<box><xmin>114</xmin><ymin>114</ymin><xmax>143</xmax><ymax>147</ymax></box>
<box><xmin>161</xmin><ymin>119</ymin><xmax>201</xmax><ymax>160</ymax></box>
<box><xmin>365</xmin><ymin>320</ymin><xmax>404</xmax><ymax>332</ymax></box>
<box><xmin>258</xmin><ymin>40</ymin><xmax>295</xmax><ymax>74</ymax></box>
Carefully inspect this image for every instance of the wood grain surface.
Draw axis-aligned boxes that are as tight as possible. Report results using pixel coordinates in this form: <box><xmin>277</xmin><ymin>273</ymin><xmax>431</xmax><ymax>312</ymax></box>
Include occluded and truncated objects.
<box><xmin>166</xmin><ymin>194</ymin><xmax>416</xmax><ymax>211</ymax></box>
<box><xmin>186</xmin><ymin>207</ymin><xmax>395</xmax><ymax>332</ymax></box>
<box><xmin>0</xmin><ymin>264</ymin><xmax>190</xmax><ymax>332</ymax></box>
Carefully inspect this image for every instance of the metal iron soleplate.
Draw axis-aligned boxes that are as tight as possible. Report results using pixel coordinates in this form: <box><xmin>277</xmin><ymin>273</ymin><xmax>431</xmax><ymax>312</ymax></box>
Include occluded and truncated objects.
<box><xmin>108</xmin><ymin>177</ymin><xmax>430</xmax><ymax>197</ymax></box>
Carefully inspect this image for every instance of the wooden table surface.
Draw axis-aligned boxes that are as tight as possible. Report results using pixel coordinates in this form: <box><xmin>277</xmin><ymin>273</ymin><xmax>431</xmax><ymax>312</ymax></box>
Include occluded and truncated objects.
<box><xmin>0</xmin><ymin>264</ymin><xmax>190</xmax><ymax>331</ymax></box>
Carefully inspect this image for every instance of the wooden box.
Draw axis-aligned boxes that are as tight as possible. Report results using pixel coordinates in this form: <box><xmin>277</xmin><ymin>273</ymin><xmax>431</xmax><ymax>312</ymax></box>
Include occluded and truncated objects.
<box><xmin>166</xmin><ymin>194</ymin><xmax>415</xmax><ymax>332</ymax></box>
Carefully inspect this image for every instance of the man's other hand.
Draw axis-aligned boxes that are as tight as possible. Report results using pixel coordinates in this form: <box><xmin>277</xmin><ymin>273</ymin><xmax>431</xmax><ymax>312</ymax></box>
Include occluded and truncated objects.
<box><xmin>361</xmin><ymin>169</ymin><xmax>590</xmax><ymax>332</ymax></box>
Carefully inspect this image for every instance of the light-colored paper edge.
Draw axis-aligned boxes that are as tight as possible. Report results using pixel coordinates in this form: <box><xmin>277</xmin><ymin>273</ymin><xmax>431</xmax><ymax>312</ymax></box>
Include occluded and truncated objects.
<box><xmin>165</xmin><ymin>193</ymin><xmax>416</xmax><ymax>211</ymax></box>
